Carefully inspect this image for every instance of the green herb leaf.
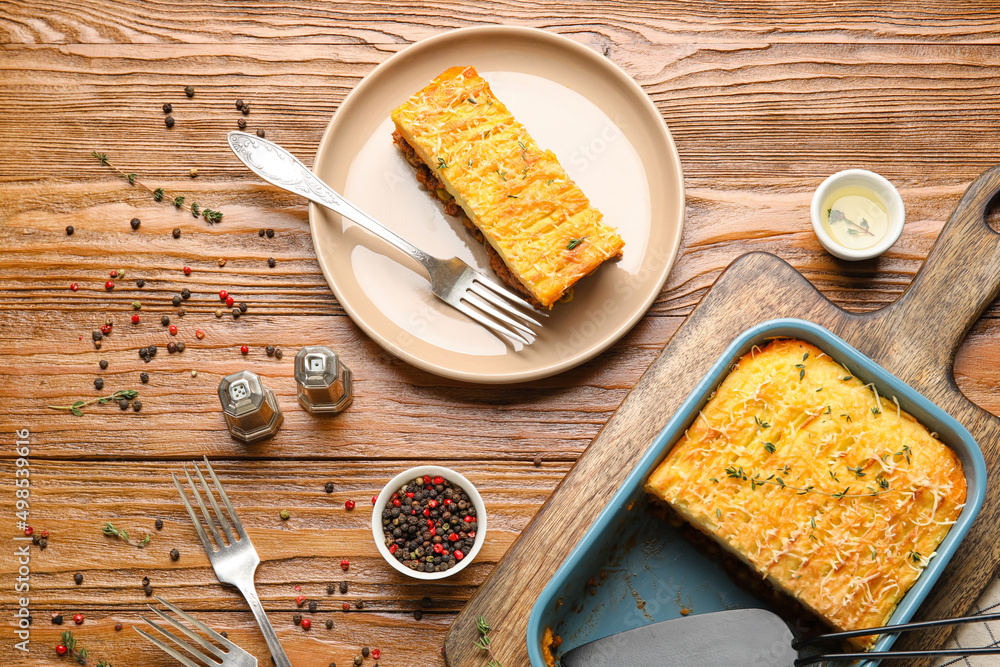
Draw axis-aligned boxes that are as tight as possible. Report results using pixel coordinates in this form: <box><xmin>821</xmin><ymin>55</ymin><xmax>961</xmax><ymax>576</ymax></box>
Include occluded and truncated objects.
<box><xmin>153</xmin><ymin>187</ymin><xmax>164</xmax><ymax>202</ymax></box>
<box><xmin>437</xmin><ymin>158</ymin><xmax>448</xmax><ymax>170</ymax></box>
<box><xmin>567</xmin><ymin>236</ymin><xmax>588</xmax><ymax>250</ymax></box>
<box><xmin>173</xmin><ymin>196</ymin><xmax>185</xmax><ymax>208</ymax></box>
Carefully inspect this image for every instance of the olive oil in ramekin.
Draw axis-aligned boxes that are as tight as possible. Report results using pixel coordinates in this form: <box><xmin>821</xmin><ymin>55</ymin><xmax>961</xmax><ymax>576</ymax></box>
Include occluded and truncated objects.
<box><xmin>821</xmin><ymin>186</ymin><xmax>889</xmax><ymax>251</ymax></box>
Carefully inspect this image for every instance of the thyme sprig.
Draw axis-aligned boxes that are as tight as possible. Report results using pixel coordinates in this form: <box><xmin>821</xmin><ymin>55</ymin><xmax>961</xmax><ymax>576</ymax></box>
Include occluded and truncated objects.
<box><xmin>828</xmin><ymin>208</ymin><xmax>875</xmax><ymax>237</ymax></box>
<box><xmin>102</xmin><ymin>522</ymin><xmax>151</xmax><ymax>548</ymax></box>
<box><xmin>474</xmin><ymin>616</ymin><xmax>502</xmax><ymax>667</ymax></box>
<box><xmin>91</xmin><ymin>152</ymin><xmax>222</xmax><ymax>223</ymax></box>
<box><xmin>48</xmin><ymin>389</ymin><xmax>138</xmax><ymax>416</ymax></box>
<box><xmin>723</xmin><ymin>465</ymin><xmax>891</xmax><ymax>499</ymax></box>
<box><xmin>60</xmin><ymin>630</ymin><xmax>115</xmax><ymax>666</ymax></box>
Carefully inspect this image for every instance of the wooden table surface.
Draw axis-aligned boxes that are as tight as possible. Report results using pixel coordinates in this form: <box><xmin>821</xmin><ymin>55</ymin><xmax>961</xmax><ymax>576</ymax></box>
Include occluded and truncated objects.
<box><xmin>4</xmin><ymin>2</ymin><xmax>1000</xmax><ymax>666</ymax></box>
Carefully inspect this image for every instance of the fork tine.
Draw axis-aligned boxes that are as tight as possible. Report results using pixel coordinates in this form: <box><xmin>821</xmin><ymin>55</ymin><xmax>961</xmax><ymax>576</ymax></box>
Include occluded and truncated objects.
<box><xmin>463</xmin><ymin>289</ymin><xmax>536</xmax><ymax>340</ymax></box>
<box><xmin>201</xmin><ymin>456</ymin><xmax>248</xmax><ymax>540</ymax></box>
<box><xmin>470</xmin><ymin>277</ymin><xmax>547</xmax><ymax>326</ymax></box>
<box><xmin>172</xmin><ymin>472</ymin><xmax>214</xmax><ymax>557</ymax></box>
<box><xmin>136</xmin><ymin>619</ymin><xmax>217</xmax><ymax>667</ymax></box>
<box><xmin>147</xmin><ymin>604</ymin><xmax>228</xmax><ymax>660</ymax></box>
<box><xmin>454</xmin><ymin>300</ymin><xmax>531</xmax><ymax>345</ymax></box>
<box><xmin>183</xmin><ymin>465</ymin><xmax>225</xmax><ymax>550</ymax></box>
<box><xmin>154</xmin><ymin>596</ymin><xmax>234</xmax><ymax>649</ymax></box>
<box><xmin>193</xmin><ymin>460</ymin><xmax>235</xmax><ymax>546</ymax></box>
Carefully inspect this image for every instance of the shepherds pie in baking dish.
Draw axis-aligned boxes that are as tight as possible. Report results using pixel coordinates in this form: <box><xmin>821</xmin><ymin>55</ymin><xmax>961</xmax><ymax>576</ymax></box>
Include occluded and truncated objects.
<box><xmin>645</xmin><ymin>338</ymin><xmax>966</xmax><ymax>649</ymax></box>
<box><xmin>391</xmin><ymin>66</ymin><xmax>625</xmax><ymax>309</ymax></box>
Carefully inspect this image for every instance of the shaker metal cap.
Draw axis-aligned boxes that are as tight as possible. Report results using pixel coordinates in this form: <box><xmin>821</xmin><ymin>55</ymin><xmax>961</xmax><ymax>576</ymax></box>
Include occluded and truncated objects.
<box><xmin>294</xmin><ymin>345</ymin><xmax>353</xmax><ymax>414</ymax></box>
<box><xmin>218</xmin><ymin>370</ymin><xmax>283</xmax><ymax>443</ymax></box>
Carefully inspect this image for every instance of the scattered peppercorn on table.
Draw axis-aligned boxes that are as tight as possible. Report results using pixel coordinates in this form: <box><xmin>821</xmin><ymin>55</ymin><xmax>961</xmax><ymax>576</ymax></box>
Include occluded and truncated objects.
<box><xmin>5</xmin><ymin>3</ymin><xmax>1000</xmax><ymax>667</ymax></box>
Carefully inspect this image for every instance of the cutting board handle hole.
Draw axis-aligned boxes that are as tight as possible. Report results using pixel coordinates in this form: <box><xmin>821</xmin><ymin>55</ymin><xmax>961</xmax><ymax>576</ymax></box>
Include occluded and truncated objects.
<box><xmin>982</xmin><ymin>191</ymin><xmax>1000</xmax><ymax>235</ymax></box>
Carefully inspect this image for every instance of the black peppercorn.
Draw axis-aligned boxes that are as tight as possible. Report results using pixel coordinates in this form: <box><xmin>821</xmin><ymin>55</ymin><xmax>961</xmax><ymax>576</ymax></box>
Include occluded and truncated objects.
<box><xmin>355</xmin><ymin>600</ymin><xmax>365</xmax><ymax>609</ymax></box>
<box><xmin>144</xmin><ymin>584</ymin><xmax>153</xmax><ymax>597</ymax></box>
<box><xmin>165</xmin><ymin>115</ymin><xmax>175</xmax><ymax>128</ymax></box>
<box><xmin>170</xmin><ymin>548</ymin><xmax>180</xmax><ymax>561</ymax></box>
<box><xmin>99</xmin><ymin>360</ymin><xmax>108</xmax><ymax>370</ymax></box>
<box><xmin>177</xmin><ymin>307</ymin><xmax>186</xmax><ymax>317</ymax></box>
<box><xmin>413</xmin><ymin>609</ymin><xmax>423</xmax><ymax>620</ymax></box>
<box><xmin>163</xmin><ymin>102</ymin><xmax>172</xmax><ymax>113</ymax></box>
<box><xmin>115</xmin><ymin>622</ymin><xmax>123</xmax><ymax>631</ymax></box>
<box><xmin>161</xmin><ymin>315</ymin><xmax>170</xmax><ymax>326</ymax></box>
<box><xmin>308</xmin><ymin>600</ymin><xmax>318</xmax><ymax>612</ymax></box>
<box><xmin>354</xmin><ymin>655</ymin><xmax>362</xmax><ymax>666</ymax></box>
<box><xmin>155</xmin><ymin>518</ymin><xmax>164</xmax><ymax>530</ymax></box>
<box><xmin>66</xmin><ymin>225</ymin><xmax>74</xmax><ymax>235</ymax></box>
<box><xmin>327</xmin><ymin>582</ymin><xmax>336</xmax><ymax>594</ymax></box>
<box><xmin>139</xmin><ymin>347</ymin><xmax>149</xmax><ymax>359</ymax></box>
<box><xmin>235</xmin><ymin>99</ymin><xmax>244</xmax><ymax>110</ymax></box>
<box><xmin>136</xmin><ymin>279</ymin><xmax>145</xmax><ymax>288</ymax></box>
<box><xmin>172</xmin><ymin>295</ymin><xmax>181</xmax><ymax>306</ymax></box>
<box><xmin>148</xmin><ymin>344</ymin><xmax>157</xmax><ymax>356</ymax></box>
<box><xmin>325</xmin><ymin>619</ymin><xmax>334</xmax><ymax>630</ymax></box>
<box><xmin>140</xmin><ymin>372</ymin><xmax>149</xmax><ymax>383</ymax></box>
<box><xmin>258</xmin><ymin>228</ymin><xmax>266</xmax><ymax>237</ymax></box>
<box><xmin>362</xmin><ymin>647</ymin><xmax>370</xmax><ymax>658</ymax></box>
<box><xmin>92</xmin><ymin>331</ymin><xmax>103</xmax><ymax>342</ymax></box>
<box><xmin>39</xmin><ymin>539</ymin><xmax>47</xmax><ymax>549</ymax></box>
<box><xmin>221</xmin><ymin>631</ymin><xmax>228</xmax><ymax>638</ymax></box>
<box><xmin>325</xmin><ymin>481</ymin><xmax>335</xmax><ymax>493</ymax></box>
<box><xmin>52</xmin><ymin>615</ymin><xmax>63</xmax><ymax>625</ymax></box>
<box><xmin>232</xmin><ymin>308</ymin><xmax>241</xmax><ymax>319</ymax></box>
<box><xmin>256</xmin><ymin>128</ymin><xmax>266</xmax><ymax>138</ymax></box>
<box><xmin>181</xmin><ymin>288</ymin><xmax>191</xmax><ymax>300</ymax></box>
<box><xmin>274</xmin><ymin>348</ymin><xmax>283</xmax><ymax>359</ymax></box>
<box><xmin>130</xmin><ymin>217</ymin><xmax>141</xmax><ymax>230</ymax></box>
<box><xmin>119</xmin><ymin>398</ymin><xmax>130</xmax><ymax>410</ymax></box>
<box><xmin>266</xmin><ymin>345</ymin><xmax>276</xmax><ymax>357</ymax></box>
<box><xmin>94</xmin><ymin>340</ymin><xmax>102</xmax><ymax>350</ymax></box>
<box><xmin>268</xmin><ymin>257</ymin><xmax>276</xmax><ymax>268</ymax></box>
<box><xmin>533</xmin><ymin>454</ymin><xmax>542</xmax><ymax>467</ymax></box>
<box><xmin>292</xmin><ymin>613</ymin><xmax>302</xmax><ymax>626</ymax></box>
<box><xmin>266</xmin><ymin>228</ymin><xmax>275</xmax><ymax>238</ymax></box>
<box><xmin>238</xmin><ymin>118</ymin><xmax>247</xmax><ymax>129</ymax></box>
<box><xmin>142</xmin><ymin>576</ymin><xmax>150</xmax><ymax>586</ymax></box>
<box><xmin>167</xmin><ymin>341</ymin><xmax>177</xmax><ymax>353</ymax></box>
<box><xmin>74</xmin><ymin>573</ymin><xmax>83</xmax><ymax>585</ymax></box>
<box><xmin>94</xmin><ymin>378</ymin><xmax>104</xmax><ymax>391</ymax></box>
<box><xmin>241</xmin><ymin>103</ymin><xmax>250</xmax><ymax>115</ymax></box>
<box><xmin>133</xmin><ymin>400</ymin><xmax>142</xmax><ymax>412</ymax></box>
<box><xmin>172</xmin><ymin>227</ymin><xmax>181</xmax><ymax>239</ymax></box>
<box><xmin>339</xmin><ymin>581</ymin><xmax>348</xmax><ymax>594</ymax></box>
<box><xmin>239</xmin><ymin>302</ymin><xmax>247</xmax><ymax>312</ymax></box>
<box><xmin>185</xmin><ymin>86</ymin><xmax>195</xmax><ymax>97</ymax></box>
<box><xmin>176</xmin><ymin>341</ymin><xmax>186</xmax><ymax>352</ymax></box>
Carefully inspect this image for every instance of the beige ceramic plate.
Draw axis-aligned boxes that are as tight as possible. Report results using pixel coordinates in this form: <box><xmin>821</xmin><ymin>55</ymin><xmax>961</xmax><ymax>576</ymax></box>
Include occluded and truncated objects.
<box><xmin>311</xmin><ymin>26</ymin><xmax>684</xmax><ymax>383</ymax></box>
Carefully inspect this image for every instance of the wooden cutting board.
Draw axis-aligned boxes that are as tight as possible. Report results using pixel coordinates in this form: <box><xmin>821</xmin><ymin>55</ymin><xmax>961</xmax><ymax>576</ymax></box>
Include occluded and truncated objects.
<box><xmin>443</xmin><ymin>164</ymin><xmax>1000</xmax><ymax>667</ymax></box>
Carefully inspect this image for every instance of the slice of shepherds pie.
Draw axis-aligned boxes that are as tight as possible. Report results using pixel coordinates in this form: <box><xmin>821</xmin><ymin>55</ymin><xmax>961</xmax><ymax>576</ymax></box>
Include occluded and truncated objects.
<box><xmin>644</xmin><ymin>339</ymin><xmax>966</xmax><ymax>649</ymax></box>
<box><xmin>390</xmin><ymin>66</ymin><xmax>624</xmax><ymax>309</ymax></box>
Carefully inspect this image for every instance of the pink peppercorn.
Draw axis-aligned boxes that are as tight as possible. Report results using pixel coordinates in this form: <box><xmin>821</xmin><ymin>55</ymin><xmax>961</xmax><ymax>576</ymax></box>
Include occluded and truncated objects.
<box><xmin>70</xmin><ymin>282</ymin><xmax>78</xmax><ymax>291</ymax></box>
<box><xmin>169</xmin><ymin>325</ymin><xmax>177</xmax><ymax>335</ymax></box>
<box><xmin>183</xmin><ymin>266</ymin><xmax>191</xmax><ymax>275</ymax></box>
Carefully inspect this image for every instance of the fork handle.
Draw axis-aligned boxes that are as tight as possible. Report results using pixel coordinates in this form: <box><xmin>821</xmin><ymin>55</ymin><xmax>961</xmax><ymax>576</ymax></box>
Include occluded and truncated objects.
<box><xmin>227</xmin><ymin>131</ymin><xmax>436</xmax><ymax>270</ymax></box>
<box><xmin>237</xmin><ymin>582</ymin><xmax>293</xmax><ymax>667</ymax></box>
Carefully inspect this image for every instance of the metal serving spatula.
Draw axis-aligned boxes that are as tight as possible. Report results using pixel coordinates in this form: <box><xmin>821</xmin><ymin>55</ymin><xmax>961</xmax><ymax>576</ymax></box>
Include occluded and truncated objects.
<box><xmin>559</xmin><ymin>608</ymin><xmax>1000</xmax><ymax>666</ymax></box>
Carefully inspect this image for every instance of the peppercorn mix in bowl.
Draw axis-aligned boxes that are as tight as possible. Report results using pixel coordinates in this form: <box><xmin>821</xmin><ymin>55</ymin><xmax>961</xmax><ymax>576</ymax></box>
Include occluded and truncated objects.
<box><xmin>372</xmin><ymin>465</ymin><xmax>486</xmax><ymax>580</ymax></box>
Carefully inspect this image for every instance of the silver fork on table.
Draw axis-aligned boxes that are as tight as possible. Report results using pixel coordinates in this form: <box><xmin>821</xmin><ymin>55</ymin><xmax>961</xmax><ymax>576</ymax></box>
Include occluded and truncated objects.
<box><xmin>227</xmin><ymin>131</ymin><xmax>544</xmax><ymax>346</ymax></box>
<box><xmin>172</xmin><ymin>457</ymin><xmax>290</xmax><ymax>667</ymax></box>
<box><xmin>135</xmin><ymin>595</ymin><xmax>257</xmax><ymax>667</ymax></box>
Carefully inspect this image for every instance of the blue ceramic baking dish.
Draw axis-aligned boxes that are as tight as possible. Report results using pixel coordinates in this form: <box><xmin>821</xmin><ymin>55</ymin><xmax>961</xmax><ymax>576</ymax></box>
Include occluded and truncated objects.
<box><xmin>527</xmin><ymin>318</ymin><xmax>986</xmax><ymax>667</ymax></box>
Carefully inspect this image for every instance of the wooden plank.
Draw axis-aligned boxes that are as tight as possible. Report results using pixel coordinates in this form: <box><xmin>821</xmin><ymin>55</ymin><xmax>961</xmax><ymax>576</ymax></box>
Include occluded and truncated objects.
<box><xmin>444</xmin><ymin>166</ymin><xmax>1000</xmax><ymax>667</ymax></box>
<box><xmin>2</xmin><ymin>1</ymin><xmax>1000</xmax><ymax>45</ymax></box>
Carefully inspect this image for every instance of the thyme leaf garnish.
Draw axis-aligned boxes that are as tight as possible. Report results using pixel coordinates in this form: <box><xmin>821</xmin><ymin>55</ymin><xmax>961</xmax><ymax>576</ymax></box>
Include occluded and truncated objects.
<box><xmin>474</xmin><ymin>616</ymin><xmax>503</xmax><ymax>667</ymax></box>
<box><xmin>102</xmin><ymin>522</ymin><xmax>151</xmax><ymax>548</ymax></box>
<box><xmin>91</xmin><ymin>152</ymin><xmax>223</xmax><ymax>224</ymax></box>
<box><xmin>48</xmin><ymin>389</ymin><xmax>138</xmax><ymax>416</ymax></box>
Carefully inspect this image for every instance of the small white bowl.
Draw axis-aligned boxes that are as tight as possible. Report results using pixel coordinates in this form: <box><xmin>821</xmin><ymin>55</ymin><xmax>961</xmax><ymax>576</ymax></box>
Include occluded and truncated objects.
<box><xmin>810</xmin><ymin>169</ymin><xmax>905</xmax><ymax>261</ymax></box>
<box><xmin>372</xmin><ymin>465</ymin><xmax>487</xmax><ymax>580</ymax></box>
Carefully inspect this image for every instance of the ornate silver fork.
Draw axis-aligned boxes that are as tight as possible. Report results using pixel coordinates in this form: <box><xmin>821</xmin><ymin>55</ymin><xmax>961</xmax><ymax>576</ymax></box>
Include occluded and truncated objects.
<box><xmin>227</xmin><ymin>131</ymin><xmax>544</xmax><ymax>346</ymax></box>
<box><xmin>172</xmin><ymin>457</ymin><xmax>290</xmax><ymax>667</ymax></box>
<box><xmin>134</xmin><ymin>595</ymin><xmax>257</xmax><ymax>667</ymax></box>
